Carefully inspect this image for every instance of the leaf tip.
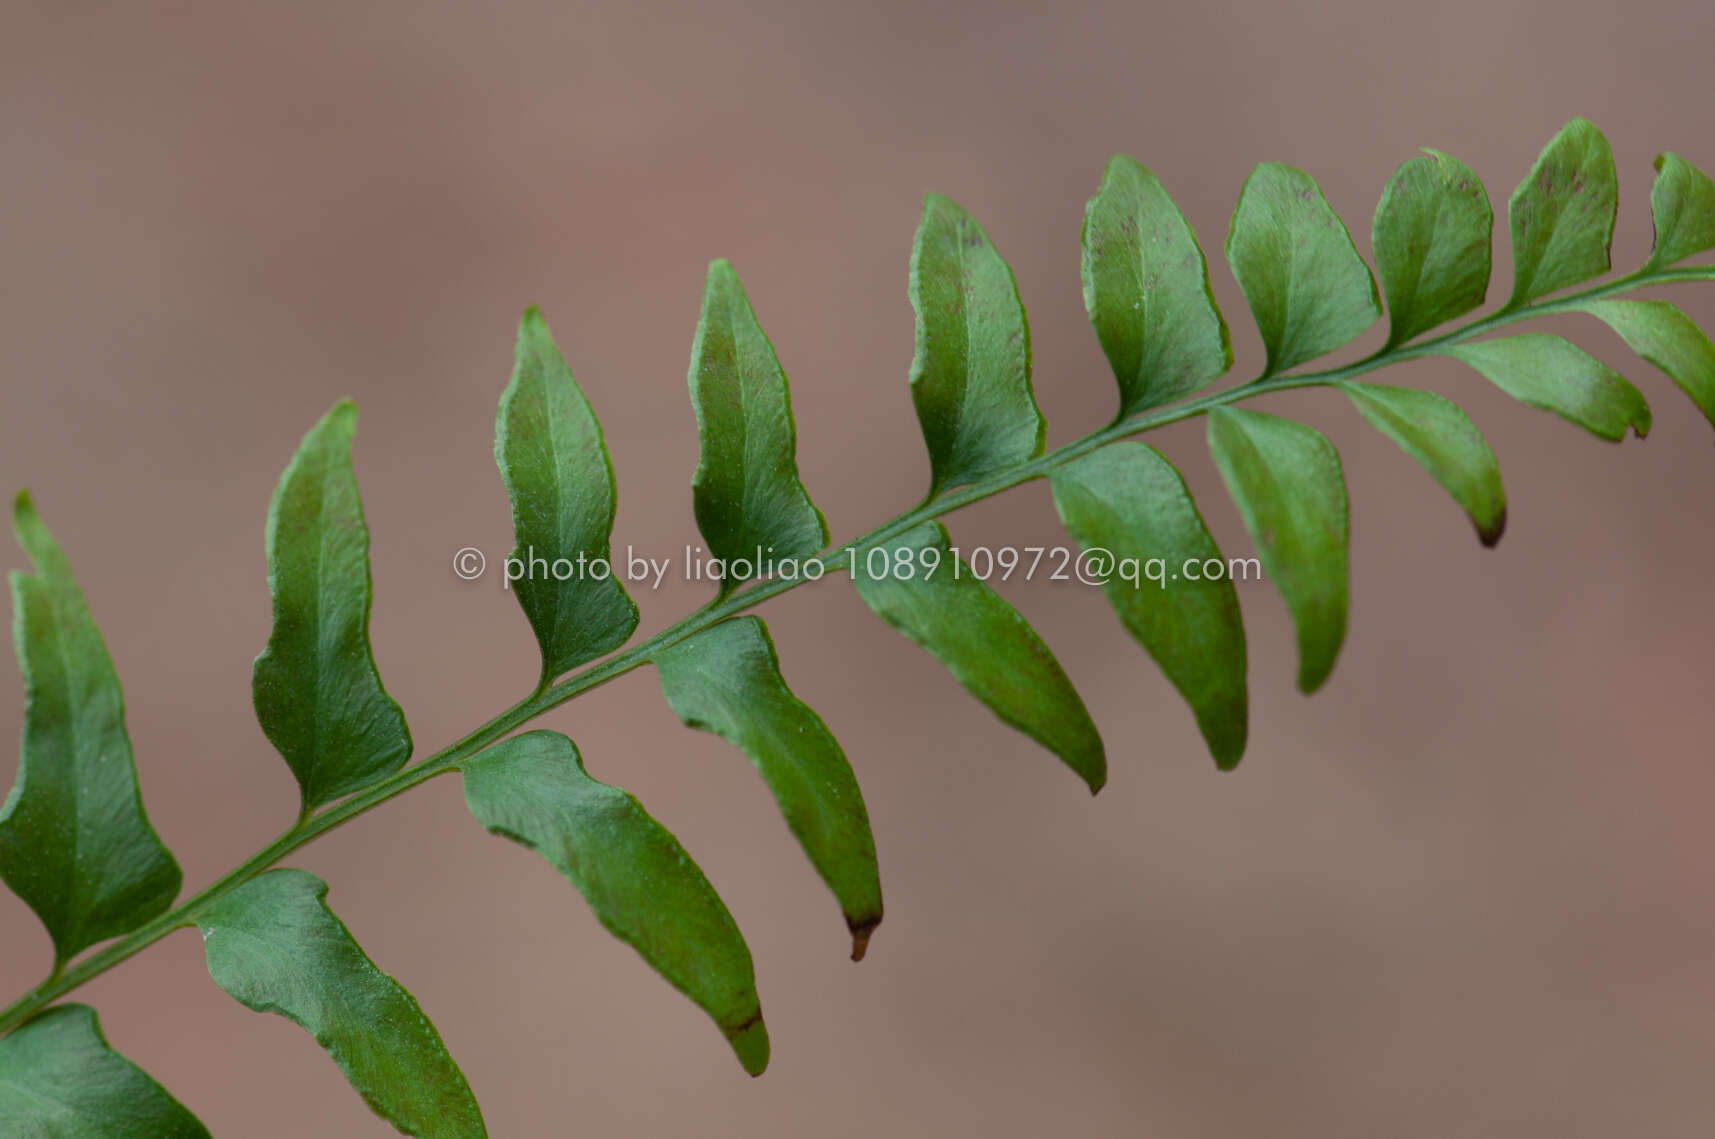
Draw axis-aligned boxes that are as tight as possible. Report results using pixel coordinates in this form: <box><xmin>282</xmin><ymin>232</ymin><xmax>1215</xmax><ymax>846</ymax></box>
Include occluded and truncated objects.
<box><xmin>1211</xmin><ymin>729</ymin><xmax>1247</xmax><ymax>772</ymax></box>
<box><xmin>729</xmin><ymin>1014</ymin><xmax>770</xmax><ymax>1077</ymax></box>
<box><xmin>1478</xmin><ymin>506</ymin><xmax>1507</xmax><ymax>548</ymax></box>
<box><xmin>920</xmin><ymin>191</ymin><xmax>973</xmax><ymax>230</ymax></box>
<box><xmin>1296</xmin><ymin>656</ymin><xmax>1336</xmax><ymax>696</ymax></box>
<box><xmin>848</xmin><ymin>914</ymin><xmax>882</xmax><ymax>962</ymax></box>
<box><xmin>702</xmin><ymin>259</ymin><xmax>747</xmax><ymax>310</ymax></box>
<box><xmin>1100</xmin><ymin>153</ymin><xmax>1142</xmax><ymax>186</ymax></box>
<box><xmin>1077</xmin><ymin>744</ymin><xmax>1108</xmax><ymax>796</ymax></box>
<box><xmin>10</xmin><ymin>489</ymin><xmax>54</xmax><ymax>570</ymax></box>
<box><xmin>323</xmin><ymin>398</ymin><xmax>359</xmax><ymax>436</ymax></box>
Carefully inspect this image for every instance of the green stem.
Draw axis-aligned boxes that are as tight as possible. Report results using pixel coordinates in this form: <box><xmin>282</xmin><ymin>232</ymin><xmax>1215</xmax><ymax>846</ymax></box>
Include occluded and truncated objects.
<box><xmin>1</xmin><ymin>263</ymin><xmax>1709</xmax><ymax>1037</ymax></box>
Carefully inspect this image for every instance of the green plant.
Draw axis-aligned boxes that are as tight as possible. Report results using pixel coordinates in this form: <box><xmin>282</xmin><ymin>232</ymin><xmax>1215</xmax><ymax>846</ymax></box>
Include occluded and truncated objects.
<box><xmin>2</xmin><ymin>117</ymin><xmax>1711</xmax><ymax>1135</ymax></box>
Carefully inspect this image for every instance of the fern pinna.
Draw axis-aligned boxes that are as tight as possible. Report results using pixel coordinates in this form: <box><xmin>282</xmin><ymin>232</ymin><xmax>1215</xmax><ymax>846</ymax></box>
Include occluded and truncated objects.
<box><xmin>2</xmin><ymin>118</ymin><xmax>1712</xmax><ymax>1135</ymax></box>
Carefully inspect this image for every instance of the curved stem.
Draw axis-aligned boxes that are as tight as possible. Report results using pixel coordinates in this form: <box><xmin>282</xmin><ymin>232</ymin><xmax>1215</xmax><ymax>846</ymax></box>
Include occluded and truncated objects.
<box><xmin>2</xmin><ymin>263</ymin><xmax>1710</xmax><ymax>1037</ymax></box>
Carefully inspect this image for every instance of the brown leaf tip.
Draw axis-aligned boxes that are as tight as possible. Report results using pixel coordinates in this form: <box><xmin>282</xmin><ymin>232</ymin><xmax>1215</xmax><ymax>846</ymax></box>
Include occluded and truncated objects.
<box><xmin>849</xmin><ymin>915</ymin><xmax>882</xmax><ymax>962</ymax></box>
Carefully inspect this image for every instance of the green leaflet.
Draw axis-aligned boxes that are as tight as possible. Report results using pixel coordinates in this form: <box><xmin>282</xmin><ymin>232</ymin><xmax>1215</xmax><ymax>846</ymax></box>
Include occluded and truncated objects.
<box><xmin>198</xmin><ymin>870</ymin><xmax>485</xmax><ymax>1138</ymax></box>
<box><xmin>1225</xmin><ymin>163</ymin><xmax>1381</xmax><ymax>376</ymax></box>
<box><xmin>253</xmin><ymin>403</ymin><xmax>412</xmax><ymax>812</ymax></box>
<box><xmin>1372</xmin><ymin>149</ymin><xmax>1493</xmax><ymax>347</ymax></box>
<box><xmin>1049</xmin><ymin>445</ymin><xmax>1248</xmax><ymax>770</ymax></box>
<box><xmin>1206</xmin><ymin>408</ymin><xmax>1349</xmax><ymax>694</ymax></box>
<box><xmin>461</xmin><ymin>731</ymin><xmax>769</xmax><ymax>1075</ymax></box>
<box><xmin>1082</xmin><ymin>156</ymin><xmax>1232</xmax><ymax>416</ymax></box>
<box><xmin>1506</xmin><ymin>119</ymin><xmax>1617</xmax><ymax>307</ymax></box>
<box><xmin>1578</xmin><ymin>300</ymin><xmax>1715</xmax><ymax>431</ymax></box>
<box><xmin>1646</xmin><ymin>153</ymin><xmax>1715</xmax><ymax>270</ymax></box>
<box><xmin>497</xmin><ymin>309</ymin><xmax>640</xmax><ymax>684</ymax></box>
<box><xmin>655</xmin><ymin>617</ymin><xmax>883</xmax><ymax>961</ymax></box>
<box><xmin>0</xmin><ymin>1004</ymin><xmax>209</xmax><ymax>1138</ymax></box>
<box><xmin>0</xmin><ymin>494</ymin><xmax>181</xmax><ymax>966</ymax></box>
<box><xmin>689</xmin><ymin>260</ymin><xmax>829</xmax><ymax>595</ymax></box>
<box><xmin>198</xmin><ymin>871</ymin><xmax>487</xmax><ymax>1132</ymax></box>
<box><xmin>1440</xmin><ymin>335</ymin><xmax>1651</xmax><ymax>441</ymax></box>
<box><xmin>1339</xmin><ymin>383</ymin><xmax>1507</xmax><ymax>546</ymax></box>
<box><xmin>850</xmin><ymin>522</ymin><xmax>1105</xmax><ymax>793</ymax></box>
<box><xmin>910</xmin><ymin>194</ymin><xmax>1046</xmax><ymax>494</ymax></box>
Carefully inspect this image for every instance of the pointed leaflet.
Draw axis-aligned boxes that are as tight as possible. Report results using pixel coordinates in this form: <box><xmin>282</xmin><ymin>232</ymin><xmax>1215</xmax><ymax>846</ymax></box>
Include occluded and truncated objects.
<box><xmin>1372</xmin><ymin>149</ymin><xmax>1493</xmax><ymax>347</ymax></box>
<box><xmin>910</xmin><ymin>194</ymin><xmax>1045</xmax><ymax>493</ymax></box>
<box><xmin>1645</xmin><ymin>153</ymin><xmax>1715</xmax><ymax>270</ymax></box>
<box><xmin>1226</xmin><ymin>163</ymin><xmax>1381</xmax><ymax>376</ymax></box>
<box><xmin>1339</xmin><ymin>383</ymin><xmax>1507</xmax><ymax>546</ymax></box>
<box><xmin>0</xmin><ymin>1004</ymin><xmax>210</xmax><ymax>1137</ymax></box>
<box><xmin>655</xmin><ymin>617</ymin><xmax>882</xmax><ymax>960</ymax></box>
<box><xmin>1578</xmin><ymin>300</ymin><xmax>1715</xmax><ymax>430</ymax></box>
<box><xmin>0</xmin><ymin>494</ymin><xmax>181</xmax><ymax>965</ymax></box>
<box><xmin>850</xmin><ymin>522</ymin><xmax>1105</xmax><ymax>792</ymax></box>
<box><xmin>498</xmin><ymin>309</ymin><xmax>639</xmax><ymax>683</ymax></box>
<box><xmin>689</xmin><ymin>260</ymin><xmax>828</xmax><ymax>594</ymax></box>
<box><xmin>253</xmin><ymin>402</ymin><xmax>412</xmax><ymax>812</ymax></box>
<box><xmin>197</xmin><ymin>870</ymin><xmax>485</xmax><ymax>1138</ymax></box>
<box><xmin>1082</xmin><ymin>156</ymin><xmax>1232</xmax><ymax>416</ymax></box>
<box><xmin>198</xmin><ymin>867</ymin><xmax>487</xmax><ymax>1132</ymax></box>
<box><xmin>461</xmin><ymin>731</ymin><xmax>768</xmax><ymax>1075</ymax></box>
<box><xmin>1440</xmin><ymin>335</ymin><xmax>1650</xmax><ymax>441</ymax></box>
<box><xmin>1206</xmin><ymin>408</ymin><xmax>1350</xmax><ymax>694</ymax></box>
<box><xmin>1507</xmin><ymin>119</ymin><xmax>1617</xmax><ymax>307</ymax></box>
<box><xmin>1049</xmin><ymin>445</ymin><xmax>1248</xmax><ymax>769</ymax></box>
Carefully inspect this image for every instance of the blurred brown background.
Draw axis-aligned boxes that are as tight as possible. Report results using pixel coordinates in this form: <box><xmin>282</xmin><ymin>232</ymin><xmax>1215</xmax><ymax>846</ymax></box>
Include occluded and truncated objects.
<box><xmin>3</xmin><ymin>1</ymin><xmax>1713</xmax><ymax>1135</ymax></box>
